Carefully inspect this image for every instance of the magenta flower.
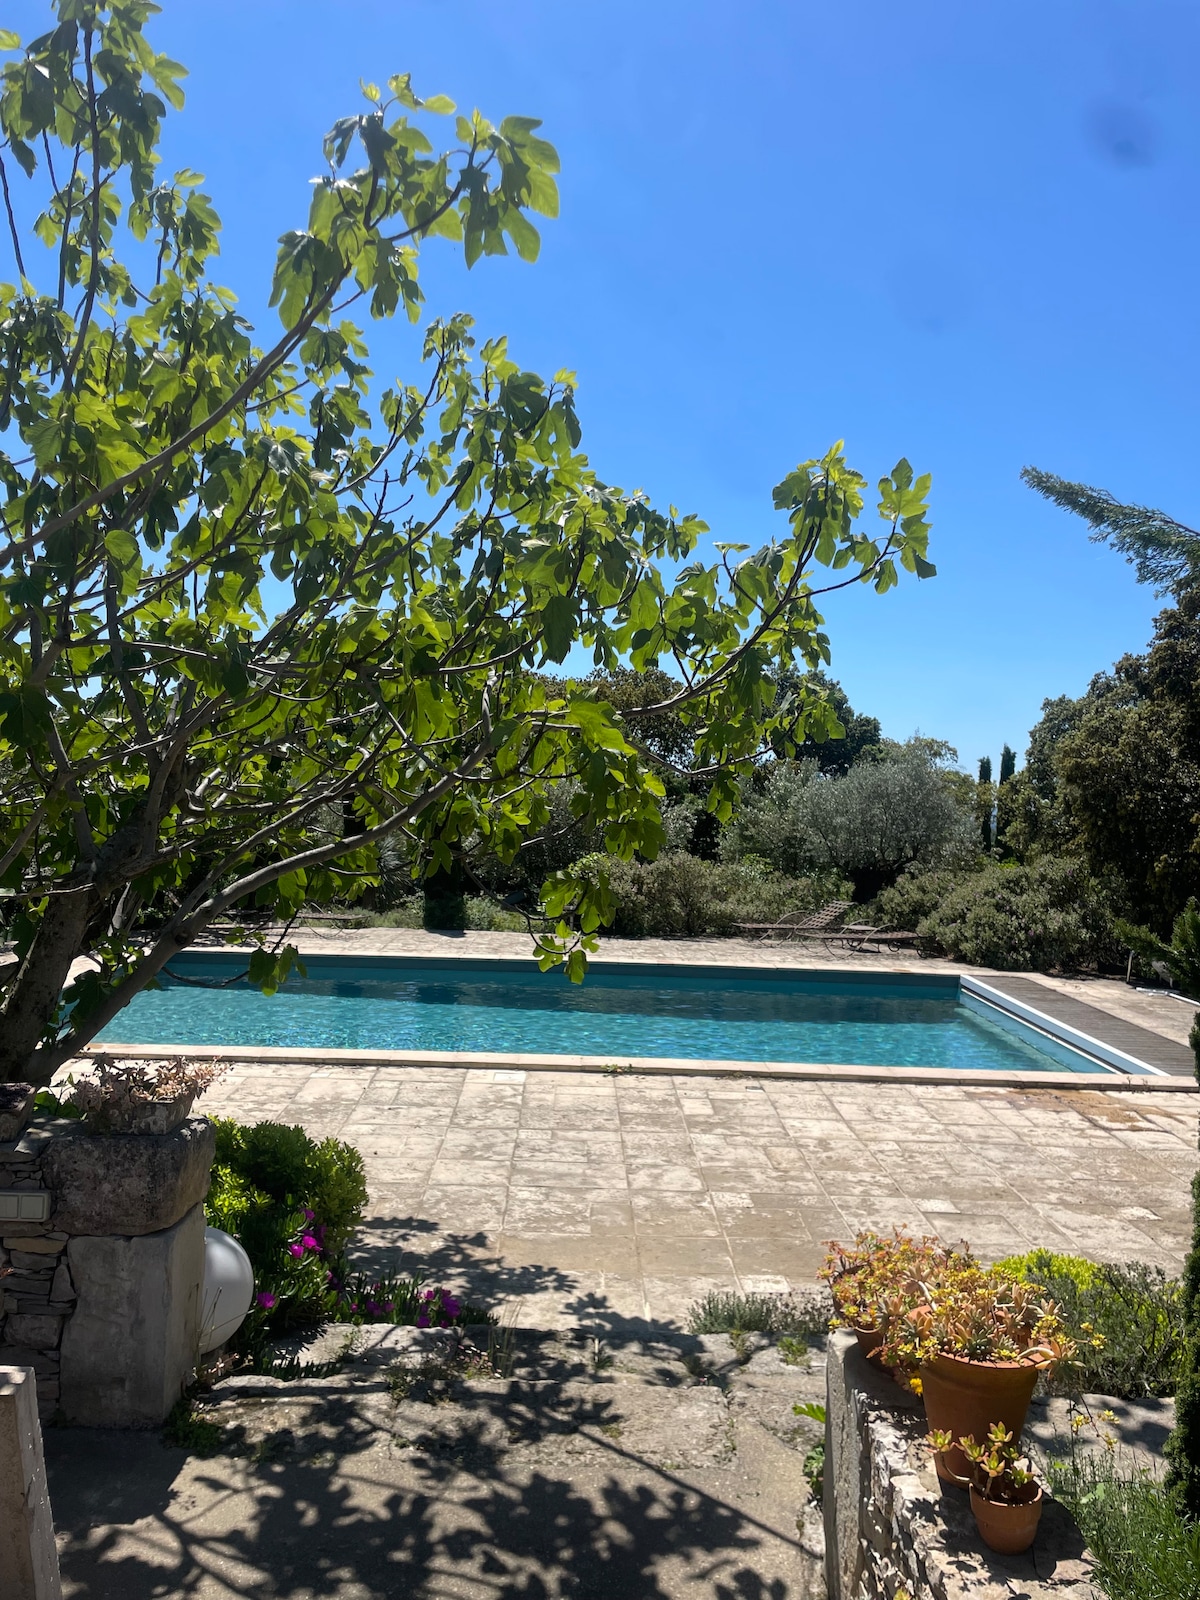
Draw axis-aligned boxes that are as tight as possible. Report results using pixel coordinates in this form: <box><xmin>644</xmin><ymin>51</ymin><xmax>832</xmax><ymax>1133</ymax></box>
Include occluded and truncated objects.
<box><xmin>288</xmin><ymin>1243</ymin><xmax>305</xmax><ymax>1259</ymax></box>
<box><xmin>255</xmin><ymin>1291</ymin><xmax>277</xmax><ymax>1310</ymax></box>
<box><xmin>301</xmin><ymin>1233</ymin><xmax>320</xmax><ymax>1253</ymax></box>
<box><xmin>303</xmin><ymin>1208</ymin><xmax>316</xmax><ymax>1222</ymax></box>
<box><xmin>442</xmin><ymin>1295</ymin><xmax>461</xmax><ymax>1320</ymax></box>
<box><xmin>416</xmin><ymin>1313</ymin><xmax>430</xmax><ymax>1328</ymax></box>
<box><xmin>382</xmin><ymin>1301</ymin><xmax>394</xmax><ymax>1313</ymax></box>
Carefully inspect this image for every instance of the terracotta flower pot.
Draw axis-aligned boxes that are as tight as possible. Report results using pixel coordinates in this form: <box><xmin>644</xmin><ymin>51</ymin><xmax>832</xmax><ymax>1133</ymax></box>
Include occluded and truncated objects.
<box><xmin>919</xmin><ymin>1352</ymin><xmax>1041</xmax><ymax>1484</ymax></box>
<box><xmin>969</xmin><ymin>1483</ymin><xmax>1043</xmax><ymax>1555</ymax></box>
<box><xmin>854</xmin><ymin>1325</ymin><xmax>886</xmax><ymax>1363</ymax></box>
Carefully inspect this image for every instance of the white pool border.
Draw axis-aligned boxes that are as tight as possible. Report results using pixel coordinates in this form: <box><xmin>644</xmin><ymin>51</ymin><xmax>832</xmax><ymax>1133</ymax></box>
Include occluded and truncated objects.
<box><xmin>84</xmin><ymin>1044</ymin><xmax>1195</xmax><ymax>1092</ymax></box>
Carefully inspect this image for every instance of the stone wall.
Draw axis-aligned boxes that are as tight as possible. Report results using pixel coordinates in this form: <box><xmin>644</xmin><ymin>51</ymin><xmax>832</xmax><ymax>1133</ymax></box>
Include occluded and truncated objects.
<box><xmin>0</xmin><ymin>1114</ymin><xmax>214</xmax><ymax>1424</ymax></box>
<box><xmin>823</xmin><ymin>1331</ymin><xmax>1095</xmax><ymax>1600</ymax></box>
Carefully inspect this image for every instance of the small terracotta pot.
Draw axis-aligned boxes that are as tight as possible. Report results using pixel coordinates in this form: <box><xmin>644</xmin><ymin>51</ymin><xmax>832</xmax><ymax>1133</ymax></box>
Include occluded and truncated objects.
<box><xmin>853</xmin><ymin>1326</ymin><xmax>886</xmax><ymax>1363</ymax></box>
<box><xmin>919</xmin><ymin>1352</ymin><xmax>1041</xmax><ymax>1484</ymax></box>
<box><xmin>969</xmin><ymin>1483</ymin><xmax>1043</xmax><ymax>1555</ymax></box>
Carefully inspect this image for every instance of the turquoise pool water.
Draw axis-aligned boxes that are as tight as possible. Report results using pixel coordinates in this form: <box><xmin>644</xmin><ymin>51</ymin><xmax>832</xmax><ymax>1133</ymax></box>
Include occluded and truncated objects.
<box><xmin>96</xmin><ymin>954</ymin><xmax>1111</xmax><ymax>1073</ymax></box>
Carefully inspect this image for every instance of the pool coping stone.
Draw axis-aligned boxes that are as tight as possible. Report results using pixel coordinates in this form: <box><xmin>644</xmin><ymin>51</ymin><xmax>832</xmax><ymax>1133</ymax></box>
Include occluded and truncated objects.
<box><xmin>84</xmin><ymin>1040</ymin><xmax>1199</xmax><ymax>1091</ymax></box>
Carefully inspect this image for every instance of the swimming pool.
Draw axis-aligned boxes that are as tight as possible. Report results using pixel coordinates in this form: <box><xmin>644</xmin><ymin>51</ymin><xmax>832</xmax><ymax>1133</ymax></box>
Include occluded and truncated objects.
<box><xmin>95</xmin><ymin>954</ymin><xmax>1141</xmax><ymax>1075</ymax></box>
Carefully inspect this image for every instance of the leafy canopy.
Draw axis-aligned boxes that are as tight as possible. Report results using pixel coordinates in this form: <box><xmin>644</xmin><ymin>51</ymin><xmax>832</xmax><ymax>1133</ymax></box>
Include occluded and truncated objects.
<box><xmin>0</xmin><ymin>2</ymin><xmax>934</xmax><ymax>1082</ymax></box>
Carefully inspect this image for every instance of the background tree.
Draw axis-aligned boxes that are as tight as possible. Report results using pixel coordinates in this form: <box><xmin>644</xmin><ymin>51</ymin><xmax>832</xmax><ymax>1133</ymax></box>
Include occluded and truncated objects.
<box><xmin>0</xmin><ymin>3</ymin><xmax>935</xmax><ymax>1084</ymax></box>
<box><xmin>769</xmin><ymin>668</ymin><xmax>881</xmax><ymax>774</ymax></box>
<box><xmin>785</xmin><ymin>743</ymin><xmax>974</xmax><ymax>901</ymax></box>
<box><xmin>976</xmin><ymin>755</ymin><xmax>994</xmax><ymax>850</ymax></box>
<box><xmin>1026</xmin><ymin>461</ymin><xmax>1200</xmax><ymax>1517</ymax></box>
<box><xmin>1023</xmin><ymin>466</ymin><xmax>1200</xmax><ymax>595</ymax></box>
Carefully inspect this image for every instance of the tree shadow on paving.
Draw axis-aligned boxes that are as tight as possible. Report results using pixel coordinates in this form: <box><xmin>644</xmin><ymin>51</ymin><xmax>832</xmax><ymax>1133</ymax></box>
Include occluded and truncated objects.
<box><xmin>47</xmin><ymin>1374</ymin><xmax>806</xmax><ymax>1599</ymax></box>
<box><xmin>348</xmin><ymin>1213</ymin><xmax>582</xmax><ymax>1309</ymax></box>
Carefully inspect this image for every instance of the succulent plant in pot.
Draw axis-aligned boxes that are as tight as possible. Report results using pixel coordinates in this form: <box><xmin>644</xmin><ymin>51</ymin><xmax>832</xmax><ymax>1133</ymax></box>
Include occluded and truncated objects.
<box><xmin>929</xmin><ymin>1422</ymin><xmax>1044</xmax><ymax>1555</ymax></box>
<box><xmin>820</xmin><ymin>1228</ymin><xmax>973</xmax><ymax>1368</ymax></box>
<box><xmin>884</xmin><ymin>1262</ymin><xmax>1074</xmax><ymax>1484</ymax></box>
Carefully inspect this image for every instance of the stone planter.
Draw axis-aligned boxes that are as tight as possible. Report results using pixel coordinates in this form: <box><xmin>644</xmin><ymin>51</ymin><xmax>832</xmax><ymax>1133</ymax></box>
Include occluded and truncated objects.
<box><xmin>84</xmin><ymin>1090</ymin><xmax>197</xmax><ymax>1137</ymax></box>
<box><xmin>42</xmin><ymin>1117</ymin><xmax>214</xmax><ymax>1235</ymax></box>
<box><xmin>2</xmin><ymin>1114</ymin><xmax>216</xmax><ymax>1425</ymax></box>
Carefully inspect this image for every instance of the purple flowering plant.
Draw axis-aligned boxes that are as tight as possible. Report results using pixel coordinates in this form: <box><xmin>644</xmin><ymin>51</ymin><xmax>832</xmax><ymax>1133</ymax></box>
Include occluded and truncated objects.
<box><xmin>245</xmin><ymin>1206</ymin><xmax>485</xmax><ymax>1341</ymax></box>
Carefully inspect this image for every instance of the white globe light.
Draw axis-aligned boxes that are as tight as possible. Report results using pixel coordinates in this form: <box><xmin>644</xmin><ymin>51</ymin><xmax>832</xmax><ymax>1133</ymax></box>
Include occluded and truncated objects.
<box><xmin>200</xmin><ymin>1226</ymin><xmax>255</xmax><ymax>1354</ymax></box>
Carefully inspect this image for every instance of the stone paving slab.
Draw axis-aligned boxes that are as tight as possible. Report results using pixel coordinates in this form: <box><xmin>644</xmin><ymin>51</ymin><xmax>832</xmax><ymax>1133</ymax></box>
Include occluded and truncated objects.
<box><xmin>194</xmin><ymin>1066</ymin><xmax>1198</xmax><ymax>1328</ymax></box>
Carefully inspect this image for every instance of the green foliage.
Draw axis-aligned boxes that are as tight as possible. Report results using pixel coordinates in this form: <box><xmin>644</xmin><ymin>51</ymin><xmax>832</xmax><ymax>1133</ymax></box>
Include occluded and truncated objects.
<box><xmin>206</xmin><ymin>1117</ymin><xmax>487</xmax><ymax>1359</ymax></box>
<box><xmin>209</xmin><ymin>1118</ymin><xmax>368</xmax><ymax>1257</ymax></box>
<box><xmin>163</xmin><ymin>1396</ymin><xmax>225</xmax><ymax>1457</ymax></box>
<box><xmin>770</xmin><ymin>670</ymin><xmax>882</xmax><ymax>774</ymax></box>
<box><xmin>1022</xmin><ymin>1258</ymin><xmax>1186</xmax><ymax>1399</ymax></box>
<box><xmin>572</xmin><ymin>851</ymin><xmax>847</xmax><ymax>939</ymax></box>
<box><xmin>873</xmin><ymin>856</ymin><xmax>1122</xmax><ymax>971</ymax></box>
<box><xmin>1051</xmin><ymin>1453</ymin><xmax>1200</xmax><ymax>1600</ymax></box>
<box><xmin>0</xmin><ymin>7</ymin><xmax>934</xmax><ymax>1083</ymax></box>
<box><xmin>786</xmin><ymin>745</ymin><xmax>976</xmax><ymax>901</ymax></box>
<box><xmin>685</xmin><ymin>1291</ymin><xmax>827</xmax><ymax>1337</ymax></box>
<box><xmin>1116</xmin><ymin>900</ymin><xmax>1200</xmax><ymax>1000</ymax></box>
<box><xmin>1002</xmin><ymin>591</ymin><xmax>1200</xmax><ymax>931</ymax></box>
<box><xmin>792</xmin><ymin>1401</ymin><xmax>827</xmax><ymax>1499</ymax></box>
<box><xmin>995</xmin><ymin>1249</ymin><xmax>1101</xmax><ymax>1292</ymax></box>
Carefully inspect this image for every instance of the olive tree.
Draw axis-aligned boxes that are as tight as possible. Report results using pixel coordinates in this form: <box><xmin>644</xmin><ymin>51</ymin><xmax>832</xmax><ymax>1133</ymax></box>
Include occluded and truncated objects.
<box><xmin>794</xmin><ymin>746</ymin><xmax>975</xmax><ymax>900</ymax></box>
<box><xmin>0</xmin><ymin>2</ymin><xmax>935</xmax><ymax>1083</ymax></box>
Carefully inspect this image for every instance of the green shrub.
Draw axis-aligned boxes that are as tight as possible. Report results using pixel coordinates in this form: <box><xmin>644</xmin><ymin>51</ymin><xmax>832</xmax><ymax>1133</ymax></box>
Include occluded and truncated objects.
<box><xmin>1051</xmin><ymin>1453</ymin><xmax>1200</xmax><ymax>1600</ymax></box>
<box><xmin>1000</xmin><ymin>1253</ymin><xmax>1186</xmax><ymax>1399</ymax></box>
<box><xmin>686</xmin><ymin>1290</ymin><xmax>828</xmax><ymax>1337</ymax></box>
<box><xmin>574</xmin><ymin>852</ymin><xmax>848</xmax><ymax>939</ymax></box>
<box><xmin>995</xmin><ymin>1248</ymin><xmax>1102</xmax><ymax>1292</ymax></box>
<box><xmin>210</xmin><ymin>1118</ymin><xmax>367</xmax><ymax>1257</ymax></box>
<box><xmin>1165</xmin><ymin>1030</ymin><xmax>1200</xmax><ymax>1516</ymax></box>
<box><xmin>872</xmin><ymin>856</ymin><xmax>1122</xmax><ymax>971</ymax></box>
<box><xmin>206</xmin><ymin>1119</ymin><xmax>487</xmax><ymax>1360</ymax></box>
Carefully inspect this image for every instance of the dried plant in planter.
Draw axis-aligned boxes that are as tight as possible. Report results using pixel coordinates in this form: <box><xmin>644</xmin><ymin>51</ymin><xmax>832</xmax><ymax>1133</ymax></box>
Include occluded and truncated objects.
<box><xmin>69</xmin><ymin>1058</ymin><xmax>227</xmax><ymax>1134</ymax></box>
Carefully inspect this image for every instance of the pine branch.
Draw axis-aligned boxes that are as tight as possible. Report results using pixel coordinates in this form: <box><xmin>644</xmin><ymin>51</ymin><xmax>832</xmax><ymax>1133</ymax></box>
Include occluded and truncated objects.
<box><xmin>1022</xmin><ymin>465</ymin><xmax>1200</xmax><ymax>594</ymax></box>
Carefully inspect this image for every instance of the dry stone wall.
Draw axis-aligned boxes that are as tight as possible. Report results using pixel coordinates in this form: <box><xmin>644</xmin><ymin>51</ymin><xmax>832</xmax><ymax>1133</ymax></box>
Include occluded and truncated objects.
<box><xmin>0</xmin><ymin>1114</ymin><xmax>214</xmax><ymax>1424</ymax></box>
<box><xmin>823</xmin><ymin>1332</ymin><xmax>1095</xmax><ymax>1600</ymax></box>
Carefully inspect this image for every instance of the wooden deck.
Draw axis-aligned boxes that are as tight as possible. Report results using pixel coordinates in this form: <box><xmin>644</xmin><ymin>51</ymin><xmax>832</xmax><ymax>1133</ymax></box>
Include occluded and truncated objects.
<box><xmin>979</xmin><ymin>973</ymin><xmax>1198</xmax><ymax>1078</ymax></box>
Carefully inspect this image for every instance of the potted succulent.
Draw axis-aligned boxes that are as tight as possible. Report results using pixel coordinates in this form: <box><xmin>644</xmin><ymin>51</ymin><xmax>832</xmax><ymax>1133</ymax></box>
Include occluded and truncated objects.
<box><xmin>821</xmin><ymin>1228</ymin><xmax>973</xmax><ymax>1368</ymax></box>
<box><xmin>929</xmin><ymin>1422</ymin><xmax>1044</xmax><ymax>1555</ymax></box>
<box><xmin>883</xmin><ymin>1262</ymin><xmax>1073</xmax><ymax>1484</ymax></box>
<box><xmin>69</xmin><ymin>1057</ymin><xmax>226</xmax><ymax>1134</ymax></box>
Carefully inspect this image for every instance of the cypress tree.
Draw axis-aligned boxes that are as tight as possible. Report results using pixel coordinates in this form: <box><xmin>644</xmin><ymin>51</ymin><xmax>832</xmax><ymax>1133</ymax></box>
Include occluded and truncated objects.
<box><xmin>976</xmin><ymin>758</ymin><xmax>994</xmax><ymax>851</ymax></box>
<box><xmin>999</xmin><ymin>744</ymin><xmax>1016</xmax><ymax>785</ymax></box>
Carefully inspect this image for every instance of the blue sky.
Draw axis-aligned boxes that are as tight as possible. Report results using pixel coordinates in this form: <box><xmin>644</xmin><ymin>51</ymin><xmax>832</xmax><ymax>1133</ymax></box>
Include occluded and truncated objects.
<box><xmin>13</xmin><ymin>0</ymin><xmax>1199</xmax><ymax>769</ymax></box>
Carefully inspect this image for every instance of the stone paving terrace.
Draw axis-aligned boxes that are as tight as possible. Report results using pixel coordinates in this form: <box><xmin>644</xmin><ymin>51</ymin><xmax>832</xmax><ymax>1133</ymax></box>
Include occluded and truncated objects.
<box><xmin>188</xmin><ymin>930</ymin><xmax>1199</xmax><ymax>1327</ymax></box>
